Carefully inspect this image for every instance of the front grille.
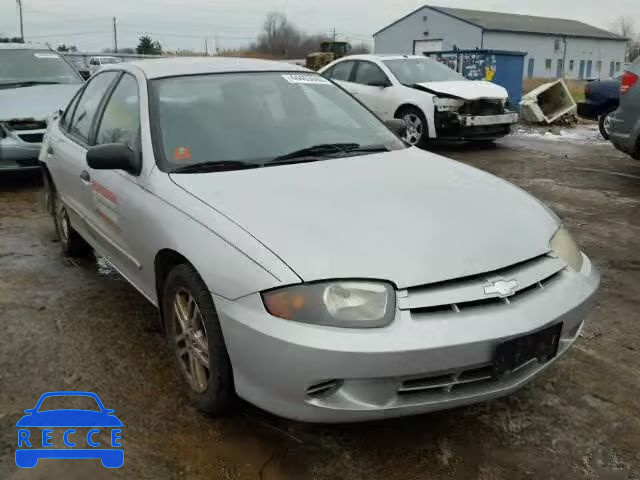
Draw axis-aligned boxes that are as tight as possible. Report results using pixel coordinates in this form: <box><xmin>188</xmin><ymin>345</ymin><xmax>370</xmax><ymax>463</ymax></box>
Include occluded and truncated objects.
<box><xmin>7</xmin><ymin>120</ymin><xmax>47</xmax><ymax>131</ymax></box>
<box><xmin>400</xmin><ymin>254</ymin><xmax>566</xmax><ymax>316</ymax></box>
<box><xmin>18</xmin><ymin>133</ymin><xmax>44</xmax><ymax>143</ymax></box>
<box><xmin>399</xmin><ymin>364</ymin><xmax>495</xmax><ymax>395</ymax></box>
<box><xmin>459</xmin><ymin>100</ymin><xmax>505</xmax><ymax>116</ymax></box>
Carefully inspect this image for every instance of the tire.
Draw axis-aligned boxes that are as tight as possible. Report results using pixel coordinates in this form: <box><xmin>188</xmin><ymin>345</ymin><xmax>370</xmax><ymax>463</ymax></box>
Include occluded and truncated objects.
<box><xmin>49</xmin><ymin>178</ymin><xmax>92</xmax><ymax>257</ymax></box>
<box><xmin>162</xmin><ymin>263</ymin><xmax>235</xmax><ymax>414</ymax></box>
<box><xmin>598</xmin><ymin>106</ymin><xmax>616</xmax><ymax>140</ymax></box>
<box><xmin>395</xmin><ymin>106</ymin><xmax>430</xmax><ymax>148</ymax></box>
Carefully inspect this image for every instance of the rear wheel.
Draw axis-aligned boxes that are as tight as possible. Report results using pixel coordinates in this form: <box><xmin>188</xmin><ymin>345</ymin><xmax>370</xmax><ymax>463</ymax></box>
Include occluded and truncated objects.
<box><xmin>396</xmin><ymin>106</ymin><xmax>429</xmax><ymax>148</ymax></box>
<box><xmin>50</xmin><ymin>181</ymin><xmax>92</xmax><ymax>257</ymax></box>
<box><xmin>162</xmin><ymin>264</ymin><xmax>235</xmax><ymax>414</ymax></box>
<box><xmin>598</xmin><ymin>106</ymin><xmax>616</xmax><ymax>140</ymax></box>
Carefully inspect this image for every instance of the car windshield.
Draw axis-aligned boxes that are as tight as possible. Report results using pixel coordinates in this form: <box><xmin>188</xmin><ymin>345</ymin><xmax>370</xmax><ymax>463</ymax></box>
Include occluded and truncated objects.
<box><xmin>37</xmin><ymin>395</ymin><xmax>101</xmax><ymax>412</ymax></box>
<box><xmin>383</xmin><ymin>58</ymin><xmax>465</xmax><ymax>84</ymax></box>
<box><xmin>151</xmin><ymin>71</ymin><xmax>405</xmax><ymax>170</ymax></box>
<box><xmin>0</xmin><ymin>49</ymin><xmax>82</xmax><ymax>87</ymax></box>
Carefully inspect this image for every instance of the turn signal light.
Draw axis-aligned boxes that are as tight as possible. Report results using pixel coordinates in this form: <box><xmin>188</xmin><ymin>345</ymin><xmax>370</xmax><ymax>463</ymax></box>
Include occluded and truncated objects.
<box><xmin>621</xmin><ymin>71</ymin><xmax>639</xmax><ymax>95</ymax></box>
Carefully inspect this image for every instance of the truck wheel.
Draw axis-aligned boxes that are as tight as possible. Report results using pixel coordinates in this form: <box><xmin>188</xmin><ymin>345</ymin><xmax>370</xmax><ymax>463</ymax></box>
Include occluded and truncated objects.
<box><xmin>396</xmin><ymin>106</ymin><xmax>430</xmax><ymax>148</ymax></box>
<box><xmin>162</xmin><ymin>264</ymin><xmax>235</xmax><ymax>415</ymax></box>
<box><xmin>50</xmin><ymin>183</ymin><xmax>92</xmax><ymax>257</ymax></box>
<box><xmin>598</xmin><ymin>106</ymin><xmax>616</xmax><ymax>140</ymax></box>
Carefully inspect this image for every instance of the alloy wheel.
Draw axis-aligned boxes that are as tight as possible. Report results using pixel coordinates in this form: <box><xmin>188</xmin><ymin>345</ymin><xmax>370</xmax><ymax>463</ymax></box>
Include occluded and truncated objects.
<box><xmin>55</xmin><ymin>191</ymin><xmax>70</xmax><ymax>244</ymax></box>
<box><xmin>172</xmin><ymin>289</ymin><xmax>210</xmax><ymax>393</ymax></box>
<box><xmin>603</xmin><ymin>111</ymin><xmax>613</xmax><ymax>136</ymax></box>
<box><xmin>402</xmin><ymin>113</ymin><xmax>423</xmax><ymax>145</ymax></box>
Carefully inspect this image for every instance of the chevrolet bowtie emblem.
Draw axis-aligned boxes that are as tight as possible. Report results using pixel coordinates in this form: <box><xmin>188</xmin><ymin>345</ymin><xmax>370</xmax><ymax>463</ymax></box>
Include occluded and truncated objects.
<box><xmin>484</xmin><ymin>279</ymin><xmax>519</xmax><ymax>298</ymax></box>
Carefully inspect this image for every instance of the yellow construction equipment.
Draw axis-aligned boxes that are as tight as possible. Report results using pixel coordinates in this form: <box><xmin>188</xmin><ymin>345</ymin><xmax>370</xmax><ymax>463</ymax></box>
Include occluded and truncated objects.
<box><xmin>306</xmin><ymin>41</ymin><xmax>351</xmax><ymax>70</ymax></box>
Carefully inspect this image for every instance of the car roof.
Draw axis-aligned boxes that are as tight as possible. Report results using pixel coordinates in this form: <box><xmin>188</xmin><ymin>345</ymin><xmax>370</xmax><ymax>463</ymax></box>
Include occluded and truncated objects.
<box><xmin>334</xmin><ymin>54</ymin><xmax>427</xmax><ymax>62</ymax></box>
<box><xmin>0</xmin><ymin>42</ymin><xmax>52</xmax><ymax>50</ymax></box>
<box><xmin>111</xmin><ymin>57</ymin><xmax>309</xmax><ymax>79</ymax></box>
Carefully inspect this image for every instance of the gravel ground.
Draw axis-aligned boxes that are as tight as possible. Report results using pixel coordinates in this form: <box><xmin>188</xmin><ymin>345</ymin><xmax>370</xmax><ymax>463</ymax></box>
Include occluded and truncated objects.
<box><xmin>1</xmin><ymin>131</ymin><xmax>639</xmax><ymax>480</ymax></box>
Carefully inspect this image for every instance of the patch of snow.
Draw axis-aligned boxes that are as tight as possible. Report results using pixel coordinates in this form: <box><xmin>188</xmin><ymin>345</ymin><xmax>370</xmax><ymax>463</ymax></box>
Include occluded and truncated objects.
<box><xmin>514</xmin><ymin>124</ymin><xmax>608</xmax><ymax>144</ymax></box>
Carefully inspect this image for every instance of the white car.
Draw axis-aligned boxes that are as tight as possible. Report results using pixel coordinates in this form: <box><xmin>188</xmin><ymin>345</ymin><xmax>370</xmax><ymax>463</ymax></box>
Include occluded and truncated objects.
<box><xmin>88</xmin><ymin>56</ymin><xmax>119</xmax><ymax>75</ymax></box>
<box><xmin>320</xmin><ymin>54</ymin><xmax>518</xmax><ymax>146</ymax></box>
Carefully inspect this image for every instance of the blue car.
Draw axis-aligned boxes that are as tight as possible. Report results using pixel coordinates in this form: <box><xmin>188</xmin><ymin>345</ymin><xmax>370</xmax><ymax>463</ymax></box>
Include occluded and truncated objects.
<box><xmin>15</xmin><ymin>391</ymin><xmax>123</xmax><ymax>468</ymax></box>
<box><xmin>577</xmin><ymin>74</ymin><xmax>622</xmax><ymax>139</ymax></box>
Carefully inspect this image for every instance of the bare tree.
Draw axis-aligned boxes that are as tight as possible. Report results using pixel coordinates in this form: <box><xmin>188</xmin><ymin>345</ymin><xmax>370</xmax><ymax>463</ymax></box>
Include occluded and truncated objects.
<box><xmin>611</xmin><ymin>16</ymin><xmax>640</xmax><ymax>62</ymax></box>
<box><xmin>253</xmin><ymin>12</ymin><xmax>332</xmax><ymax>58</ymax></box>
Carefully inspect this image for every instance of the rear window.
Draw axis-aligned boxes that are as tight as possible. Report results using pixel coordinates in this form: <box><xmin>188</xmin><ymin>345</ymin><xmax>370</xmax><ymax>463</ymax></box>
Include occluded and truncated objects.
<box><xmin>0</xmin><ymin>49</ymin><xmax>82</xmax><ymax>87</ymax></box>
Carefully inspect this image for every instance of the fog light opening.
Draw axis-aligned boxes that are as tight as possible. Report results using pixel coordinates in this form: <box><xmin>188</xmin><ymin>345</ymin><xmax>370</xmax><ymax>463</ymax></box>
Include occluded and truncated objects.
<box><xmin>305</xmin><ymin>379</ymin><xmax>343</xmax><ymax>398</ymax></box>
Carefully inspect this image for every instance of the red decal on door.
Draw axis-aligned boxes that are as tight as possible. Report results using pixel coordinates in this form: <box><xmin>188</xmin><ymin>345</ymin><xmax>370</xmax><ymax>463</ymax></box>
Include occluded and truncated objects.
<box><xmin>91</xmin><ymin>181</ymin><xmax>117</xmax><ymax>204</ymax></box>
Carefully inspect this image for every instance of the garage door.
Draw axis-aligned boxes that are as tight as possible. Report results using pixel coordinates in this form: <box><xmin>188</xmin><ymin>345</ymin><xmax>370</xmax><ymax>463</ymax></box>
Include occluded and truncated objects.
<box><xmin>413</xmin><ymin>39</ymin><xmax>443</xmax><ymax>55</ymax></box>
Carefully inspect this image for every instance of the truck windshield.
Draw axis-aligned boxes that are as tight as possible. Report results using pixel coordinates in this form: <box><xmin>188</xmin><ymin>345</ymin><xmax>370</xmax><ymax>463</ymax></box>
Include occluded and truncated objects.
<box><xmin>384</xmin><ymin>58</ymin><xmax>465</xmax><ymax>84</ymax></box>
<box><xmin>151</xmin><ymin>71</ymin><xmax>405</xmax><ymax>171</ymax></box>
<box><xmin>0</xmin><ymin>49</ymin><xmax>82</xmax><ymax>87</ymax></box>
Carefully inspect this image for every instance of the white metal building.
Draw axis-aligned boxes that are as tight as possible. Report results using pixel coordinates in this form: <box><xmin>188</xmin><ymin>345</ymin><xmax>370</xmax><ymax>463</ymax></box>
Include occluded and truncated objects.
<box><xmin>373</xmin><ymin>6</ymin><xmax>627</xmax><ymax>79</ymax></box>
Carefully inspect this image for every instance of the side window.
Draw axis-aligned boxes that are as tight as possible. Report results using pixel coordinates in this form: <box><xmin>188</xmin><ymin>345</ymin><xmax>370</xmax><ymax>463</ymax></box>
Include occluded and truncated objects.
<box><xmin>68</xmin><ymin>72</ymin><xmax>118</xmax><ymax>143</ymax></box>
<box><xmin>95</xmin><ymin>74</ymin><xmax>140</xmax><ymax>146</ymax></box>
<box><xmin>329</xmin><ymin>61</ymin><xmax>355</xmax><ymax>82</ymax></box>
<box><xmin>60</xmin><ymin>90</ymin><xmax>83</xmax><ymax>130</ymax></box>
<box><xmin>354</xmin><ymin>62</ymin><xmax>390</xmax><ymax>86</ymax></box>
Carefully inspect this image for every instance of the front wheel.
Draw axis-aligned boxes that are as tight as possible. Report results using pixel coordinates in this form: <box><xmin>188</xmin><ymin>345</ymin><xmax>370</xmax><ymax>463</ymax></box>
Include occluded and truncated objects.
<box><xmin>396</xmin><ymin>107</ymin><xmax>429</xmax><ymax>148</ymax></box>
<box><xmin>598</xmin><ymin>106</ymin><xmax>616</xmax><ymax>140</ymax></box>
<box><xmin>162</xmin><ymin>264</ymin><xmax>235</xmax><ymax>414</ymax></box>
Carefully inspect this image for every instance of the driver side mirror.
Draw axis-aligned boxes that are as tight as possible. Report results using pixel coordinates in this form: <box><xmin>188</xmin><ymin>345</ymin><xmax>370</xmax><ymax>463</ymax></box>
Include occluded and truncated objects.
<box><xmin>87</xmin><ymin>143</ymin><xmax>141</xmax><ymax>175</ymax></box>
<box><xmin>385</xmin><ymin>119</ymin><xmax>407</xmax><ymax>139</ymax></box>
<box><xmin>368</xmin><ymin>80</ymin><xmax>391</xmax><ymax>88</ymax></box>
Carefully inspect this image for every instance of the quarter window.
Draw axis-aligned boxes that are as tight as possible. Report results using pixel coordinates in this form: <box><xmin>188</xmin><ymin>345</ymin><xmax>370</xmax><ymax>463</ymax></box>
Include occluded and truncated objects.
<box><xmin>60</xmin><ymin>90</ymin><xmax>83</xmax><ymax>130</ymax></box>
<box><xmin>68</xmin><ymin>72</ymin><xmax>118</xmax><ymax>143</ymax></box>
<box><xmin>329</xmin><ymin>61</ymin><xmax>355</xmax><ymax>82</ymax></box>
<box><xmin>354</xmin><ymin>62</ymin><xmax>389</xmax><ymax>86</ymax></box>
<box><xmin>96</xmin><ymin>74</ymin><xmax>140</xmax><ymax>146</ymax></box>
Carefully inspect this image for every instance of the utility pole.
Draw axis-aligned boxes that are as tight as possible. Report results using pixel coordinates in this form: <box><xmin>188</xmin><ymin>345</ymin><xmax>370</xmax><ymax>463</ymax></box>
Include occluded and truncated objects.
<box><xmin>332</xmin><ymin>27</ymin><xmax>336</xmax><ymax>43</ymax></box>
<box><xmin>112</xmin><ymin>16</ymin><xmax>118</xmax><ymax>53</ymax></box>
<box><xmin>204</xmin><ymin>38</ymin><xmax>208</xmax><ymax>56</ymax></box>
<box><xmin>16</xmin><ymin>0</ymin><xmax>24</xmax><ymax>41</ymax></box>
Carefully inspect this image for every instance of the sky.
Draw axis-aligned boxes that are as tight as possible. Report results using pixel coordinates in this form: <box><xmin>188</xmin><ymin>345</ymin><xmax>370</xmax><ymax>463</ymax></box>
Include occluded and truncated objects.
<box><xmin>0</xmin><ymin>0</ymin><xmax>637</xmax><ymax>53</ymax></box>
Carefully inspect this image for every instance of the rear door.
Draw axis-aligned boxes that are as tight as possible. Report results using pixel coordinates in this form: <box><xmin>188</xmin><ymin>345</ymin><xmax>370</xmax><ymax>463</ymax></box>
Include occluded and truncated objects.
<box><xmin>324</xmin><ymin>60</ymin><xmax>357</xmax><ymax>93</ymax></box>
<box><xmin>47</xmin><ymin>71</ymin><xmax>119</xmax><ymax>237</ymax></box>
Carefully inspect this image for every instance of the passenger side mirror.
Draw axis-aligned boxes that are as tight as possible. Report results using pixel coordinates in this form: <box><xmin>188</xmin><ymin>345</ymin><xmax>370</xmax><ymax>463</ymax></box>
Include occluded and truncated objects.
<box><xmin>87</xmin><ymin>143</ymin><xmax>141</xmax><ymax>175</ymax></box>
<box><xmin>368</xmin><ymin>80</ymin><xmax>391</xmax><ymax>88</ymax></box>
<box><xmin>385</xmin><ymin>119</ymin><xmax>407</xmax><ymax>139</ymax></box>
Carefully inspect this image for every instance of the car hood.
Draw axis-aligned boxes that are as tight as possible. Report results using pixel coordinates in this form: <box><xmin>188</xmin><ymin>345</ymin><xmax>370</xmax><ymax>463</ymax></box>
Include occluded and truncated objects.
<box><xmin>16</xmin><ymin>410</ymin><xmax>123</xmax><ymax>427</ymax></box>
<box><xmin>171</xmin><ymin>148</ymin><xmax>558</xmax><ymax>288</ymax></box>
<box><xmin>415</xmin><ymin>80</ymin><xmax>508</xmax><ymax>100</ymax></box>
<box><xmin>0</xmin><ymin>84</ymin><xmax>80</xmax><ymax>122</ymax></box>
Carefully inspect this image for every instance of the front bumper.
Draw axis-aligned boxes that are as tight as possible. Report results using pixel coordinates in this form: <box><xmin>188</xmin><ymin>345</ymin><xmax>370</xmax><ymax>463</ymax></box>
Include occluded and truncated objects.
<box><xmin>434</xmin><ymin>111</ymin><xmax>517</xmax><ymax>140</ymax></box>
<box><xmin>0</xmin><ymin>126</ymin><xmax>44</xmax><ymax>171</ymax></box>
<box><xmin>215</xmin><ymin>256</ymin><xmax>599</xmax><ymax>423</ymax></box>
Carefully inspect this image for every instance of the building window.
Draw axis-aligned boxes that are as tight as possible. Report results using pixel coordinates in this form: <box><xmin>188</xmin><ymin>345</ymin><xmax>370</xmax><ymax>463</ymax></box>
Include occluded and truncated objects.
<box><xmin>569</xmin><ymin>60</ymin><xmax>574</xmax><ymax>71</ymax></box>
<box><xmin>423</xmin><ymin>15</ymin><xmax>428</xmax><ymax>22</ymax></box>
<box><xmin>545</xmin><ymin>59</ymin><xmax>552</xmax><ymax>70</ymax></box>
<box><xmin>596</xmin><ymin>61</ymin><xmax>602</xmax><ymax>73</ymax></box>
<box><xmin>616</xmin><ymin>62</ymin><xmax>622</xmax><ymax>72</ymax></box>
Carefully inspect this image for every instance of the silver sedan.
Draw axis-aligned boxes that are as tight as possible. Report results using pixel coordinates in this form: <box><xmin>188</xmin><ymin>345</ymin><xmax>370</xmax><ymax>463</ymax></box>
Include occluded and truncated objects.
<box><xmin>40</xmin><ymin>58</ymin><xmax>599</xmax><ymax>423</ymax></box>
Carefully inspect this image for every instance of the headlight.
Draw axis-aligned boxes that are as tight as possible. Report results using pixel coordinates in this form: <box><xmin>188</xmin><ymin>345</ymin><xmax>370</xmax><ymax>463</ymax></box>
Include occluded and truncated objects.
<box><xmin>550</xmin><ymin>226</ymin><xmax>583</xmax><ymax>271</ymax></box>
<box><xmin>262</xmin><ymin>281</ymin><xmax>395</xmax><ymax>328</ymax></box>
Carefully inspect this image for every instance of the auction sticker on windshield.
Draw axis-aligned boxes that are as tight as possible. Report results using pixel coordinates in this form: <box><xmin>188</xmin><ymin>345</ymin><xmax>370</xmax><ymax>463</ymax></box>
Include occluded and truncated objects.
<box><xmin>15</xmin><ymin>391</ymin><xmax>123</xmax><ymax>469</ymax></box>
<box><xmin>282</xmin><ymin>73</ymin><xmax>331</xmax><ymax>85</ymax></box>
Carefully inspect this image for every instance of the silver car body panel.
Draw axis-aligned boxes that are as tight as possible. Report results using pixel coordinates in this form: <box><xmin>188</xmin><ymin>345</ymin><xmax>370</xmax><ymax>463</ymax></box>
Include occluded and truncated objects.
<box><xmin>41</xmin><ymin>59</ymin><xmax>599</xmax><ymax>422</ymax></box>
<box><xmin>171</xmin><ymin>147</ymin><xmax>559</xmax><ymax>288</ymax></box>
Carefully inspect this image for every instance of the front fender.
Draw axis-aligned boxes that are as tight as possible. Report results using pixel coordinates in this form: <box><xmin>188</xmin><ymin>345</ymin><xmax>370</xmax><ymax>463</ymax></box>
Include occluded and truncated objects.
<box><xmin>143</xmin><ymin>169</ymin><xmax>301</xmax><ymax>301</ymax></box>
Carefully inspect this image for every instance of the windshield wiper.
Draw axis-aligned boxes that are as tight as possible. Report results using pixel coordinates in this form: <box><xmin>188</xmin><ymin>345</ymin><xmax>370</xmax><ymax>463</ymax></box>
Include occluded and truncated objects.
<box><xmin>0</xmin><ymin>81</ymin><xmax>62</xmax><ymax>89</ymax></box>
<box><xmin>170</xmin><ymin>161</ymin><xmax>261</xmax><ymax>174</ymax></box>
<box><xmin>267</xmin><ymin>143</ymin><xmax>388</xmax><ymax>165</ymax></box>
<box><xmin>268</xmin><ymin>143</ymin><xmax>359</xmax><ymax>164</ymax></box>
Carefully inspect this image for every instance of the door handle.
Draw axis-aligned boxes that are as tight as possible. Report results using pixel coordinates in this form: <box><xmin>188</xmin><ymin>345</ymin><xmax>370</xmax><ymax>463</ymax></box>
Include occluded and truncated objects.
<box><xmin>80</xmin><ymin>170</ymin><xmax>91</xmax><ymax>183</ymax></box>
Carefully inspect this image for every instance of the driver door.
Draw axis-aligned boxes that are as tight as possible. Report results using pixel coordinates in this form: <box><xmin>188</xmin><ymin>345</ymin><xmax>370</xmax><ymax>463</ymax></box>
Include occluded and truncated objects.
<box><xmin>349</xmin><ymin>61</ymin><xmax>395</xmax><ymax>120</ymax></box>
